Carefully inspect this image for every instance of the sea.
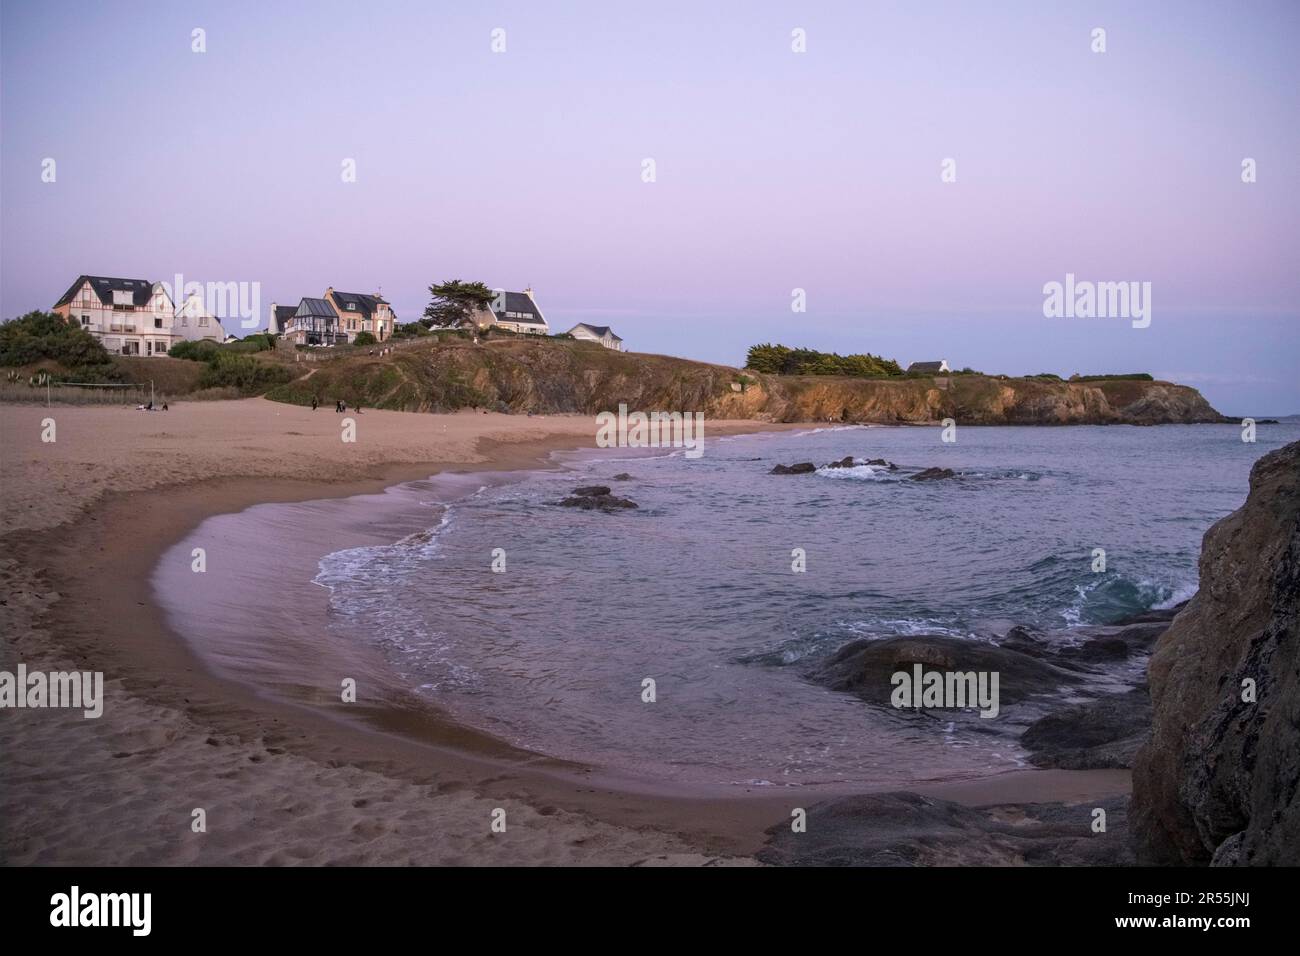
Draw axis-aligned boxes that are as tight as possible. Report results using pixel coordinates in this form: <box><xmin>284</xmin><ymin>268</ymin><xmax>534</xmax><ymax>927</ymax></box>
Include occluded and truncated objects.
<box><xmin>157</xmin><ymin>421</ymin><xmax>1299</xmax><ymax>789</ymax></box>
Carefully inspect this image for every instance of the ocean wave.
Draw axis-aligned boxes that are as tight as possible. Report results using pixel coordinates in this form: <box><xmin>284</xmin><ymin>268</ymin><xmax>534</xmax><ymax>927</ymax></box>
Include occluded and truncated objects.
<box><xmin>814</xmin><ymin>463</ymin><xmax>901</xmax><ymax>482</ymax></box>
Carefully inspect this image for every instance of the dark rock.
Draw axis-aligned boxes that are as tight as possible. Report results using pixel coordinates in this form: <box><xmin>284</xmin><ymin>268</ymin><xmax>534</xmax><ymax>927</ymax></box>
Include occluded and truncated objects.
<box><xmin>758</xmin><ymin>792</ymin><xmax>1132</xmax><ymax>866</ymax></box>
<box><xmin>572</xmin><ymin>485</ymin><xmax>611</xmax><ymax>496</ymax></box>
<box><xmin>1112</xmin><ymin>602</ymin><xmax>1188</xmax><ymax>626</ymax></box>
<box><xmin>1061</xmin><ymin>622</ymin><xmax>1169</xmax><ymax>663</ymax></box>
<box><xmin>770</xmin><ymin>462</ymin><xmax>816</xmax><ymax>475</ymax></box>
<box><xmin>910</xmin><ymin>467</ymin><xmax>957</xmax><ymax>481</ymax></box>
<box><xmin>1022</xmin><ymin>688</ymin><xmax>1151</xmax><ymax>769</ymax></box>
<box><xmin>1133</xmin><ymin>440</ymin><xmax>1300</xmax><ymax>865</ymax></box>
<box><xmin>611</xmin><ymin>473</ymin><xmax>633</xmax><ymax>481</ymax></box>
<box><xmin>806</xmin><ymin>635</ymin><xmax>1083</xmax><ymax>707</ymax></box>
<box><xmin>825</xmin><ymin>456</ymin><xmax>856</xmax><ymax>469</ymax></box>
<box><xmin>864</xmin><ymin>458</ymin><xmax>899</xmax><ymax>470</ymax></box>
<box><xmin>557</xmin><ymin>493</ymin><xmax>638</xmax><ymax>511</ymax></box>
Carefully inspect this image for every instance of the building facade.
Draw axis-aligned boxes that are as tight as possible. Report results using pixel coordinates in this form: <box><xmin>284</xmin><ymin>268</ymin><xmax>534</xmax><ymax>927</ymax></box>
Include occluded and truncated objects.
<box><xmin>53</xmin><ymin>275</ymin><xmax>180</xmax><ymax>357</ymax></box>
<box><xmin>566</xmin><ymin>323</ymin><xmax>624</xmax><ymax>351</ymax></box>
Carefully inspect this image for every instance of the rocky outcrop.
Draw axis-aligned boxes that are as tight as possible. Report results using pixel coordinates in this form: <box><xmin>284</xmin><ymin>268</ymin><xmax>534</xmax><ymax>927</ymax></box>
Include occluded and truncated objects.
<box><xmin>807</xmin><ymin>635</ymin><xmax>1084</xmax><ymax>706</ymax></box>
<box><xmin>758</xmin><ymin>793</ymin><xmax>1132</xmax><ymax>866</ymax></box>
<box><xmin>909</xmin><ymin>467</ymin><xmax>957</xmax><ymax>482</ymax></box>
<box><xmin>266</xmin><ymin>337</ymin><xmax>1225</xmax><ymax>425</ymax></box>
<box><xmin>1132</xmin><ymin>440</ymin><xmax>1300</xmax><ymax>865</ymax></box>
<box><xmin>769</xmin><ymin>462</ymin><xmax>816</xmax><ymax>475</ymax></box>
<box><xmin>557</xmin><ymin>485</ymin><xmax>638</xmax><ymax>511</ymax></box>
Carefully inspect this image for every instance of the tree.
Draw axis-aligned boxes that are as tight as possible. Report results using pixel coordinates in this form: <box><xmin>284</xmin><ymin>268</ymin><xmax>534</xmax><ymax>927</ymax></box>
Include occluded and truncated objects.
<box><xmin>0</xmin><ymin>310</ymin><xmax>118</xmax><ymax>373</ymax></box>
<box><xmin>422</xmin><ymin>280</ymin><xmax>495</xmax><ymax>328</ymax></box>
<box><xmin>353</xmin><ymin>331</ymin><xmax>377</xmax><ymax>346</ymax></box>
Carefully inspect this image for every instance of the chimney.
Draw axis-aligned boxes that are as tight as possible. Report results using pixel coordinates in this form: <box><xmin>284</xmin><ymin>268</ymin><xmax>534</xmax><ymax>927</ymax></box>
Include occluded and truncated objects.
<box><xmin>524</xmin><ymin>286</ymin><xmax>535</xmax><ymax>300</ymax></box>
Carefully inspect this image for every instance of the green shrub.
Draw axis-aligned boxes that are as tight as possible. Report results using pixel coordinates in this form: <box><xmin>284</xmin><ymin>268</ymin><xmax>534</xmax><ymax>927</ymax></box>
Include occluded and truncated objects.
<box><xmin>1069</xmin><ymin>372</ymin><xmax>1154</xmax><ymax>382</ymax></box>
<box><xmin>198</xmin><ymin>353</ymin><xmax>293</xmax><ymax>392</ymax></box>
<box><xmin>744</xmin><ymin>342</ymin><xmax>902</xmax><ymax>377</ymax></box>
<box><xmin>0</xmin><ymin>310</ymin><xmax>119</xmax><ymax>374</ymax></box>
<box><xmin>168</xmin><ymin>339</ymin><xmax>222</xmax><ymax>361</ymax></box>
<box><xmin>353</xmin><ymin>331</ymin><xmax>377</xmax><ymax>347</ymax></box>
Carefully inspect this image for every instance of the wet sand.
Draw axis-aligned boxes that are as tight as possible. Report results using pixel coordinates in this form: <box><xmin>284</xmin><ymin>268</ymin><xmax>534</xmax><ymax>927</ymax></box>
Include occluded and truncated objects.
<box><xmin>0</xmin><ymin>399</ymin><xmax>1130</xmax><ymax>865</ymax></box>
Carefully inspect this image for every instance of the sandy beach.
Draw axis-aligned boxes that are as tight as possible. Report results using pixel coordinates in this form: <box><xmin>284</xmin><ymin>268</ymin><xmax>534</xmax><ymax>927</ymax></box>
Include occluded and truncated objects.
<box><xmin>0</xmin><ymin>398</ymin><xmax>1130</xmax><ymax>865</ymax></box>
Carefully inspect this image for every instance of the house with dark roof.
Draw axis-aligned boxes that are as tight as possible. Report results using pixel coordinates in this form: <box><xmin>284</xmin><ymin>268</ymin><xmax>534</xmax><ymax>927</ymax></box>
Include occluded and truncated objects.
<box><xmin>52</xmin><ymin>275</ymin><xmax>179</xmax><ymax>357</ymax></box>
<box><xmin>283</xmin><ymin>297</ymin><xmax>347</xmax><ymax>346</ymax></box>
<box><xmin>566</xmin><ymin>323</ymin><xmax>624</xmax><ymax>351</ymax></box>
<box><xmin>907</xmin><ymin>360</ymin><xmax>951</xmax><ymax>374</ymax></box>
<box><xmin>325</xmin><ymin>288</ymin><xmax>396</xmax><ymax>342</ymax></box>
<box><xmin>267</xmin><ymin>303</ymin><xmax>299</xmax><ymax>336</ymax></box>
<box><xmin>490</xmin><ymin>287</ymin><xmax>548</xmax><ymax>334</ymax></box>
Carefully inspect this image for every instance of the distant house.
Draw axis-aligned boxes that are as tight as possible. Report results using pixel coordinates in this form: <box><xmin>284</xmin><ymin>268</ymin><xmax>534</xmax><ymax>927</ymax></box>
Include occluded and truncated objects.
<box><xmin>566</xmin><ymin>323</ymin><xmax>623</xmax><ymax>351</ymax></box>
<box><xmin>907</xmin><ymin>360</ymin><xmax>951</xmax><ymax>374</ymax></box>
<box><xmin>282</xmin><ymin>297</ymin><xmax>347</xmax><ymax>346</ymax></box>
<box><xmin>325</xmin><ymin>287</ymin><xmax>396</xmax><ymax>342</ymax></box>
<box><xmin>173</xmin><ymin>291</ymin><xmax>227</xmax><ymax>344</ymax></box>
<box><xmin>52</xmin><ymin>275</ymin><xmax>179</xmax><ymax>357</ymax></box>
<box><xmin>267</xmin><ymin>303</ymin><xmax>299</xmax><ymax>336</ymax></box>
<box><xmin>491</xmin><ymin>287</ymin><xmax>548</xmax><ymax>334</ymax></box>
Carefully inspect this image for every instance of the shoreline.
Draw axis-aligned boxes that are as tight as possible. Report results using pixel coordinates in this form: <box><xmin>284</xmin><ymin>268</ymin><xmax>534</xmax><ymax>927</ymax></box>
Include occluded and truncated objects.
<box><xmin>0</xmin><ymin>401</ymin><xmax>1134</xmax><ymax>864</ymax></box>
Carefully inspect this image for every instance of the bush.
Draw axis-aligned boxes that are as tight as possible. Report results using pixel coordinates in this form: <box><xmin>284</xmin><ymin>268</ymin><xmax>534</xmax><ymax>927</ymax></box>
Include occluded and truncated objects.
<box><xmin>1069</xmin><ymin>372</ymin><xmax>1154</xmax><ymax>382</ymax></box>
<box><xmin>198</xmin><ymin>353</ymin><xmax>293</xmax><ymax>392</ymax></box>
<box><xmin>0</xmin><ymin>310</ymin><xmax>119</xmax><ymax>374</ymax></box>
<box><xmin>168</xmin><ymin>339</ymin><xmax>222</xmax><ymax>361</ymax></box>
<box><xmin>222</xmin><ymin>333</ymin><xmax>275</xmax><ymax>353</ymax></box>
<box><xmin>745</xmin><ymin>342</ymin><xmax>902</xmax><ymax>377</ymax></box>
<box><xmin>353</xmin><ymin>331</ymin><xmax>377</xmax><ymax>347</ymax></box>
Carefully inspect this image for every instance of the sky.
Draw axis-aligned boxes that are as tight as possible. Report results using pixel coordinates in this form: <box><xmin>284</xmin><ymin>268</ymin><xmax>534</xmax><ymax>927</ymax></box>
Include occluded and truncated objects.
<box><xmin>2</xmin><ymin>0</ymin><xmax>1297</xmax><ymax>413</ymax></box>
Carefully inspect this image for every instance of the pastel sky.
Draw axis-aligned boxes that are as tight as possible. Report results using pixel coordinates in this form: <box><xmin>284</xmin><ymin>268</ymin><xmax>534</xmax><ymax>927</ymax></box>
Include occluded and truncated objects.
<box><xmin>2</xmin><ymin>0</ymin><xmax>1297</xmax><ymax>412</ymax></box>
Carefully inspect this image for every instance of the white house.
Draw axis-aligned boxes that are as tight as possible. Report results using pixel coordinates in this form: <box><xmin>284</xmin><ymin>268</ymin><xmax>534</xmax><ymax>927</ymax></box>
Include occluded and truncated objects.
<box><xmin>490</xmin><ymin>287</ymin><xmax>549</xmax><ymax>334</ymax></box>
<box><xmin>53</xmin><ymin>275</ymin><xmax>179</xmax><ymax>357</ymax></box>
<box><xmin>907</xmin><ymin>360</ymin><xmax>951</xmax><ymax>374</ymax></box>
<box><xmin>566</xmin><ymin>323</ymin><xmax>623</xmax><ymax>351</ymax></box>
<box><xmin>173</xmin><ymin>291</ymin><xmax>227</xmax><ymax>344</ymax></box>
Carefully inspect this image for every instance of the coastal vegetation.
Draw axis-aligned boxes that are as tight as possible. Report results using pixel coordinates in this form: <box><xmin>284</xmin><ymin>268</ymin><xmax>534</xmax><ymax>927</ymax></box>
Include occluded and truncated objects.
<box><xmin>421</xmin><ymin>279</ymin><xmax>495</xmax><ymax>328</ymax></box>
<box><xmin>745</xmin><ymin>343</ymin><xmax>903</xmax><ymax>378</ymax></box>
<box><xmin>0</xmin><ymin>310</ymin><xmax>122</xmax><ymax>382</ymax></box>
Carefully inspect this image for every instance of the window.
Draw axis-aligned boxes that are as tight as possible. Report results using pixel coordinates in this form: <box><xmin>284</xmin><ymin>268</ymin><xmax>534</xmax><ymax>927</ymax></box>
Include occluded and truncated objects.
<box><xmin>347</xmin><ymin>303</ymin><xmax>357</xmax><ymax>311</ymax></box>
<box><xmin>155</xmin><ymin>317</ymin><xmax>163</xmax><ymax>329</ymax></box>
<box><xmin>81</xmin><ymin>315</ymin><xmax>90</xmax><ymax>326</ymax></box>
<box><xmin>199</xmin><ymin>316</ymin><xmax>209</xmax><ymax>326</ymax></box>
<box><xmin>179</xmin><ymin>316</ymin><xmax>187</xmax><ymax>327</ymax></box>
<box><xmin>158</xmin><ymin>341</ymin><xmax>169</xmax><ymax>354</ymax></box>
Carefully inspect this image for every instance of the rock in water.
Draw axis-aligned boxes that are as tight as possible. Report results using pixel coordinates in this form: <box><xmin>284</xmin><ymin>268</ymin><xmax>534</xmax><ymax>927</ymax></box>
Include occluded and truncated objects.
<box><xmin>825</xmin><ymin>456</ymin><xmax>856</xmax><ymax>469</ymax></box>
<box><xmin>1132</xmin><ymin>440</ymin><xmax>1300</xmax><ymax>865</ymax></box>
<box><xmin>770</xmin><ymin>462</ymin><xmax>816</xmax><ymax>475</ymax></box>
<box><xmin>572</xmin><ymin>485</ymin><xmax>611</xmax><ymax>497</ymax></box>
<box><xmin>910</xmin><ymin>467</ymin><xmax>957</xmax><ymax>481</ymax></box>
<box><xmin>557</xmin><ymin>491</ymin><xmax>638</xmax><ymax>511</ymax></box>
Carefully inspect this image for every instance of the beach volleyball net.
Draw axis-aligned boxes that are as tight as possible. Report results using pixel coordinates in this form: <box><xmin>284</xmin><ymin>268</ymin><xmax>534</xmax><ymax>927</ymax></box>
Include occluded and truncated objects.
<box><xmin>0</xmin><ymin>376</ymin><xmax>151</xmax><ymax>406</ymax></box>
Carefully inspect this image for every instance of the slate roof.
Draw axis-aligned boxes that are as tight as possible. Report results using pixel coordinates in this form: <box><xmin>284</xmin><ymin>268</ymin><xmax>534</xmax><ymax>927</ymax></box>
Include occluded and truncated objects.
<box><xmin>273</xmin><ymin>305</ymin><xmax>298</xmax><ymax>324</ymax></box>
<box><xmin>330</xmin><ymin>291</ymin><xmax>392</xmax><ymax>320</ymax></box>
<box><xmin>568</xmin><ymin>323</ymin><xmax>622</xmax><ymax>340</ymax></box>
<box><xmin>491</xmin><ymin>291</ymin><xmax>546</xmax><ymax>325</ymax></box>
<box><xmin>54</xmin><ymin>275</ymin><xmax>154</xmax><ymax>309</ymax></box>
<box><xmin>907</xmin><ymin>361</ymin><xmax>948</xmax><ymax>373</ymax></box>
<box><xmin>295</xmin><ymin>297</ymin><xmax>339</xmax><ymax>319</ymax></box>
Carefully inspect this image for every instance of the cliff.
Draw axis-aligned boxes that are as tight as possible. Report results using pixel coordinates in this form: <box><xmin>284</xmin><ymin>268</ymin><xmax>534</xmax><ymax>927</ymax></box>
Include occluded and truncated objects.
<box><xmin>266</xmin><ymin>337</ymin><xmax>1225</xmax><ymax>425</ymax></box>
<box><xmin>1132</xmin><ymin>440</ymin><xmax>1300</xmax><ymax>864</ymax></box>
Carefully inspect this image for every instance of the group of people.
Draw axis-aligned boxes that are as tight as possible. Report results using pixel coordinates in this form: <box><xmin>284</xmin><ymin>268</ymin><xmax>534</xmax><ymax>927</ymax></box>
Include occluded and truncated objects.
<box><xmin>309</xmin><ymin>396</ymin><xmax>361</xmax><ymax>414</ymax></box>
<box><xmin>135</xmin><ymin>401</ymin><xmax>168</xmax><ymax>411</ymax></box>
